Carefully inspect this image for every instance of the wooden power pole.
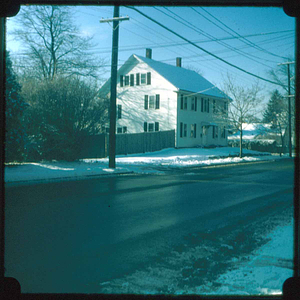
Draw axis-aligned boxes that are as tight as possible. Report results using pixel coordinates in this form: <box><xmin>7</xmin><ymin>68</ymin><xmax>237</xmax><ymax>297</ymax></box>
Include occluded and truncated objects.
<box><xmin>278</xmin><ymin>61</ymin><xmax>295</xmax><ymax>158</ymax></box>
<box><xmin>100</xmin><ymin>7</ymin><xmax>129</xmax><ymax>168</ymax></box>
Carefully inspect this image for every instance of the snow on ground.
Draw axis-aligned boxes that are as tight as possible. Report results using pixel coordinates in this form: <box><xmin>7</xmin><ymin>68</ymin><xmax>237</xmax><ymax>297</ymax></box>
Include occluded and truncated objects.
<box><xmin>99</xmin><ymin>214</ymin><xmax>293</xmax><ymax>296</ymax></box>
<box><xmin>197</xmin><ymin>221</ymin><xmax>294</xmax><ymax>296</ymax></box>
<box><xmin>5</xmin><ymin>147</ymin><xmax>284</xmax><ymax>183</ymax></box>
<box><xmin>228</xmin><ymin>123</ymin><xmax>277</xmax><ymax>141</ymax></box>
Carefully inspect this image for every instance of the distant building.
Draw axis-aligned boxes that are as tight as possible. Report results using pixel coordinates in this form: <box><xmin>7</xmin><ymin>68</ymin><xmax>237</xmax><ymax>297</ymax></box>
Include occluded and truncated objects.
<box><xmin>99</xmin><ymin>49</ymin><xmax>230</xmax><ymax>148</ymax></box>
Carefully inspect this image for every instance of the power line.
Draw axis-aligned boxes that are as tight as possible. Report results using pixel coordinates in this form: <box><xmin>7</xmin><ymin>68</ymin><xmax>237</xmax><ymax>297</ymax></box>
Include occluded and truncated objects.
<box><xmin>198</xmin><ymin>7</ymin><xmax>291</xmax><ymax>60</ymax></box>
<box><xmin>126</xmin><ymin>6</ymin><xmax>287</xmax><ymax>88</ymax></box>
<box><xmin>159</xmin><ymin>7</ymin><xmax>275</xmax><ymax>68</ymax></box>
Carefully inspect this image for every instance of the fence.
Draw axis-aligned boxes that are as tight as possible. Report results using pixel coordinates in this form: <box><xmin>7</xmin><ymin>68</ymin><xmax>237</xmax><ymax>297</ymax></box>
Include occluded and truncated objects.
<box><xmin>80</xmin><ymin>130</ymin><xmax>175</xmax><ymax>159</ymax></box>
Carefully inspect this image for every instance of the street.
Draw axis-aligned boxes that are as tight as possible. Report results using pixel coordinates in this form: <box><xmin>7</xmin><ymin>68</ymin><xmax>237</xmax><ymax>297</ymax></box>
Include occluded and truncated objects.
<box><xmin>4</xmin><ymin>159</ymin><xmax>294</xmax><ymax>293</ymax></box>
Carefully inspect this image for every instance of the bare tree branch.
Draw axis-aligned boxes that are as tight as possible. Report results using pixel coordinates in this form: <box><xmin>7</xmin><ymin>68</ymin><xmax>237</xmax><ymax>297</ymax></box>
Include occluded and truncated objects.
<box><xmin>12</xmin><ymin>5</ymin><xmax>106</xmax><ymax>80</ymax></box>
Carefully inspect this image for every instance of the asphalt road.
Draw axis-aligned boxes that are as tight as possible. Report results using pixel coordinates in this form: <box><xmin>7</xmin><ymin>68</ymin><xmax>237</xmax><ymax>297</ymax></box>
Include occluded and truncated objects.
<box><xmin>4</xmin><ymin>159</ymin><xmax>294</xmax><ymax>293</ymax></box>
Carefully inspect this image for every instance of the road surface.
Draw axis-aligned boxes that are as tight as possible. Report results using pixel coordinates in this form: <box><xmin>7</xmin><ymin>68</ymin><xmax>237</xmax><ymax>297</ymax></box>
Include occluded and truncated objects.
<box><xmin>4</xmin><ymin>159</ymin><xmax>294</xmax><ymax>293</ymax></box>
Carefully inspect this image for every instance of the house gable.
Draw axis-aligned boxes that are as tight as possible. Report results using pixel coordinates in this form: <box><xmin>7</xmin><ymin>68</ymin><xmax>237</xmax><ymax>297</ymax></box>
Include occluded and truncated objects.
<box><xmin>134</xmin><ymin>55</ymin><xmax>227</xmax><ymax>99</ymax></box>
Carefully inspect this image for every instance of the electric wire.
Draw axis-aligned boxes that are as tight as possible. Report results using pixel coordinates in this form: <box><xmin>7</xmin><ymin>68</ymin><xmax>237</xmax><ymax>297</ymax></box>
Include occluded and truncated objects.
<box><xmin>160</xmin><ymin>7</ymin><xmax>277</xmax><ymax>68</ymax></box>
<box><xmin>198</xmin><ymin>7</ymin><xmax>291</xmax><ymax>60</ymax></box>
<box><xmin>126</xmin><ymin>6</ymin><xmax>287</xmax><ymax>88</ymax></box>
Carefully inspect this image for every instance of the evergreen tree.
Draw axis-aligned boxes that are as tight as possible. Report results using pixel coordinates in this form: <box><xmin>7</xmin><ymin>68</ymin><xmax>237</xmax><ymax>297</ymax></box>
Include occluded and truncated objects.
<box><xmin>263</xmin><ymin>90</ymin><xmax>286</xmax><ymax>128</ymax></box>
<box><xmin>5</xmin><ymin>51</ymin><xmax>28</xmax><ymax>162</ymax></box>
<box><xmin>263</xmin><ymin>89</ymin><xmax>288</xmax><ymax>155</ymax></box>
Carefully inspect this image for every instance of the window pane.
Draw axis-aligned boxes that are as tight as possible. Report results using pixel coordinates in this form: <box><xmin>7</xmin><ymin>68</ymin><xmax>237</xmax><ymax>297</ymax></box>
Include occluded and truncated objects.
<box><xmin>149</xmin><ymin>96</ymin><xmax>155</xmax><ymax>109</ymax></box>
<box><xmin>148</xmin><ymin>123</ymin><xmax>154</xmax><ymax>132</ymax></box>
<box><xmin>141</xmin><ymin>73</ymin><xmax>146</xmax><ymax>84</ymax></box>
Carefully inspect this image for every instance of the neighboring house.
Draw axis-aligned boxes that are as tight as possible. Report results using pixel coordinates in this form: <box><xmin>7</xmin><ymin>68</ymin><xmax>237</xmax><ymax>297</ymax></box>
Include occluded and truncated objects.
<box><xmin>99</xmin><ymin>49</ymin><xmax>230</xmax><ymax>148</ymax></box>
<box><xmin>228</xmin><ymin>123</ymin><xmax>289</xmax><ymax>153</ymax></box>
<box><xmin>228</xmin><ymin>123</ymin><xmax>274</xmax><ymax>142</ymax></box>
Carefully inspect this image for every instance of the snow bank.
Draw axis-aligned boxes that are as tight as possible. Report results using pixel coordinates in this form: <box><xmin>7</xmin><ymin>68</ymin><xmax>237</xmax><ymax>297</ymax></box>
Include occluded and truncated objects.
<box><xmin>5</xmin><ymin>147</ymin><xmax>283</xmax><ymax>183</ymax></box>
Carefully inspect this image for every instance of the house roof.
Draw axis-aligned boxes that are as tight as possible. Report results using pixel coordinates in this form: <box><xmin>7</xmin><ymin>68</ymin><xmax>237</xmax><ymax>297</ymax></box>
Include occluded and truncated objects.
<box><xmin>134</xmin><ymin>55</ymin><xmax>227</xmax><ymax>99</ymax></box>
<box><xmin>100</xmin><ymin>54</ymin><xmax>228</xmax><ymax>100</ymax></box>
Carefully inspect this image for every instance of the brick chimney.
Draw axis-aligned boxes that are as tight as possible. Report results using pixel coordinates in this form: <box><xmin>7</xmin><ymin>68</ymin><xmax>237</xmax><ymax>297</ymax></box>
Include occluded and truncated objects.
<box><xmin>176</xmin><ymin>57</ymin><xmax>182</xmax><ymax>67</ymax></box>
<box><xmin>146</xmin><ymin>48</ymin><xmax>152</xmax><ymax>59</ymax></box>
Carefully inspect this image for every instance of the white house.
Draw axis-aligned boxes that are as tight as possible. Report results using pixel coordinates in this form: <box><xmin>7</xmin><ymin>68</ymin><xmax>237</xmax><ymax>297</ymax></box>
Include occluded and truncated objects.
<box><xmin>100</xmin><ymin>49</ymin><xmax>230</xmax><ymax>148</ymax></box>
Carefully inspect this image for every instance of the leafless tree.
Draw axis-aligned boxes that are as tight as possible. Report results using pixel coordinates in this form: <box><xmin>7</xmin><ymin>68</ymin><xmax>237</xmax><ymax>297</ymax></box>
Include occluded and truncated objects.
<box><xmin>268</xmin><ymin>57</ymin><xmax>295</xmax><ymax>95</ymax></box>
<box><xmin>222</xmin><ymin>75</ymin><xmax>263</xmax><ymax>158</ymax></box>
<box><xmin>12</xmin><ymin>5</ymin><xmax>105</xmax><ymax>80</ymax></box>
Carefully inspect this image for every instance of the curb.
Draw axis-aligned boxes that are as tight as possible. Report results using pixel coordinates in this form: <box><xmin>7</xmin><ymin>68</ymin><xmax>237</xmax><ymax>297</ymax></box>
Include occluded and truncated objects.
<box><xmin>5</xmin><ymin>171</ymin><xmax>135</xmax><ymax>187</ymax></box>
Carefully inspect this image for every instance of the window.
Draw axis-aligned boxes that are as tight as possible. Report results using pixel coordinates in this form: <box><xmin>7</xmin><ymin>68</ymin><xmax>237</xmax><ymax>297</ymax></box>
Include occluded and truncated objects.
<box><xmin>136</xmin><ymin>73</ymin><xmax>140</xmax><ymax>86</ymax></box>
<box><xmin>149</xmin><ymin>96</ymin><xmax>155</xmax><ymax>109</ymax></box>
<box><xmin>155</xmin><ymin>94</ymin><xmax>160</xmax><ymax>109</ymax></box>
<box><xmin>221</xmin><ymin>126</ymin><xmax>226</xmax><ymax>138</ymax></box>
<box><xmin>190</xmin><ymin>97</ymin><xmax>197</xmax><ymax>111</ymax></box>
<box><xmin>123</xmin><ymin>126</ymin><xmax>127</xmax><ymax>133</ymax></box>
<box><xmin>117</xmin><ymin>127</ymin><xmax>122</xmax><ymax>134</ymax></box>
<box><xmin>117</xmin><ymin>104</ymin><xmax>122</xmax><ymax>119</ymax></box>
<box><xmin>141</xmin><ymin>73</ymin><xmax>146</xmax><ymax>84</ymax></box>
<box><xmin>202</xmin><ymin>125</ymin><xmax>207</xmax><ymax>136</ymax></box>
<box><xmin>144</xmin><ymin>94</ymin><xmax>159</xmax><ymax>109</ymax></box>
<box><xmin>130</xmin><ymin>74</ymin><xmax>134</xmax><ymax>86</ymax></box>
<box><xmin>155</xmin><ymin>122</ymin><xmax>159</xmax><ymax>132</ymax></box>
<box><xmin>202</xmin><ymin>98</ymin><xmax>210</xmax><ymax>113</ymax></box>
<box><xmin>212</xmin><ymin>126</ymin><xmax>218</xmax><ymax>139</ymax></box>
<box><xmin>190</xmin><ymin>124</ymin><xmax>196</xmax><ymax>138</ymax></box>
<box><xmin>191</xmin><ymin>97</ymin><xmax>195</xmax><ymax>111</ymax></box>
<box><xmin>124</xmin><ymin>75</ymin><xmax>129</xmax><ymax>86</ymax></box>
<box><xmin>184</xmin><ymin>123</ymin><xmax>187</xmax><ymax>137</ymax></box>
<box><xmin>224</xmin><ymin>101</ymin><xmax>228</xmax><ymax>115</ymax></box>
<box><xmin>213</xmin><ymin>100</ymin><xmax>216</xmax><ymax>113</ymax></box>
<box><xmin>184</xmin><ymin>97</ymin><xmax>187</xmax><ymax>110</ymax></box>
<box><xmin>148</xmin><ymin>123</ymin><xmax>154</xmax><ymax>132</ymax></box>
<box><xmin>147</xmin><ymin>72</ymin><xmax>151</xmax><ymax>85</ymax></box>
<box><xmin>120</xmin><ymin>75</ymin><xmax>124</xmax><ymax>87</ymax></box>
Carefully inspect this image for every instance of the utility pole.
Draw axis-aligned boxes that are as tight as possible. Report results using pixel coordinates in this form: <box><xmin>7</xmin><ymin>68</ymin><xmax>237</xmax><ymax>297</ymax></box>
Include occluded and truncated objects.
<box><xmin>100</xmin><ymin>8</ymin><xmax>129</xmax><ymax>168</ymax></box>
<box><xmin>278</xmin><ymin>61</ymin><xmax>295</xmax><ymax>157</ymax></box>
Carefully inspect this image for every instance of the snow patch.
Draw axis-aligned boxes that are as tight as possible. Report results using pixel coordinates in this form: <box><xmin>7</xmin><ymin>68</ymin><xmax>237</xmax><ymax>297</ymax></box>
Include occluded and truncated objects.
<box><xmin>5</xmin><ymin>147</ymin><xmax>285</xmax><ymax>183</ymax></box>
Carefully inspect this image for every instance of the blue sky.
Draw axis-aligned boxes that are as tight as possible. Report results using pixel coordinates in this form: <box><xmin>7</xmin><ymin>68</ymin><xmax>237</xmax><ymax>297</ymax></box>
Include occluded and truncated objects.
<box><xmin>7</xmin><ymin>5</ymin><xmax>295</xmax><ymax>103</ymax></box>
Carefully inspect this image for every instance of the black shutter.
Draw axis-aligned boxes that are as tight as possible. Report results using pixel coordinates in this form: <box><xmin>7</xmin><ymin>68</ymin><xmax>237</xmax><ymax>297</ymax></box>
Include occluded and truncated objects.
<box><xmin>155</xmin><ymin>122</ymin><xmax>159</xmax><ymax>132</ymax></box>
<box><xmin>195</xmin><ymin>97</ymin><xmax>197</xmax><ymax>111</ymax></box>
<box><xmin>144</xmin><ymin>95</ymin><xmax>148</xmax><ymax>109</ymax></box>
<box><xmin>120</xmin><ymin>75</ymin><xmax>124</xmax><ymax>87</ymax></box>
<box><xmin>136</xmin><ymin>73</ymin><xmax>140</xmax><ymax>86</ymax></box>
<box><xmin>180</xmin><ymin>122</ymin><xmax>183</xmax><ymax>137</ymax></box>
<box><xmin>155</xmin><ymin>94</ymin><xmax>160</xmax><ymax>109</ymax></box>
<box><xmin>144</xmin><ymin>122</ymin><xmax>148</xmax><ymax>132</ymax></box>
<box><xmin>194</xmin><ymin>124</ymin><xmax>197</xmax><ymax>138</ymax></box>
<box><xmin>208</xmin><ymin>99</ymin><xmax>210</xmax><ymax>113</ymax></box>
<box><xmin>117</xmin><ymin>104</ymin><xmax>122</xmax><ymax>119</ymax></box>
<box><xmin>130</xmin><ymin>74</ymin><xmax>134</xmax><ymax>86</ymax></box>
<box><xmin>147</xmin><ymin>72</ymin><xmax>151</xmax><ymax>85</ymax></box>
